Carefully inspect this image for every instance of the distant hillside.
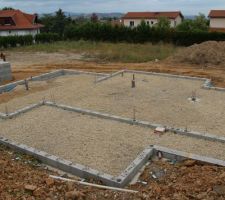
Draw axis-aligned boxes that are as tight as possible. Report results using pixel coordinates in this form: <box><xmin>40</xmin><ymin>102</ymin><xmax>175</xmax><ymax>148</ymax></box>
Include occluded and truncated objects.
<box><xmin>184</xmin><ymin>15</ymin><xmax>197</xmax><ymax>20</ymax></box>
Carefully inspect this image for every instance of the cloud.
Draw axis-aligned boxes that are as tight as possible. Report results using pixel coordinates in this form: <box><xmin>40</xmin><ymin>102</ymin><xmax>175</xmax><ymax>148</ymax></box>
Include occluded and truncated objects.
<box><xmin>0</xmin><ymin>0</ymin><xmax>224</xmax><ymax>15</ymax></box>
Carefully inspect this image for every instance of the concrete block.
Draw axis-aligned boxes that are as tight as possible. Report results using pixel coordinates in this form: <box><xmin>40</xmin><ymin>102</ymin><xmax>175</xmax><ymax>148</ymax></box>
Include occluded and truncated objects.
<box><xmin>0</xmin><ymin>61</ymin><xmax>12</xmax><ymax>83</ymax></box>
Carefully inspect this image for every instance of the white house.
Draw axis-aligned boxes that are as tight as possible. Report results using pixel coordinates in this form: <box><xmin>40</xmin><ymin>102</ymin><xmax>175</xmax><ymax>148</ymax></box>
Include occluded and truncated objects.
<box><xmin>0</xmin><ymin>9</ymin><xmax>43</xmax><ymax>36</ymax></box>
<box><xmin>122</xmin><ymin>11</ymin><xmax>183</xmax><ymax>28</ymax></box>
<box><xmin>209</xmin><ymin>10</ymin><xmax>225</xmax><ymax>32</ymax></box>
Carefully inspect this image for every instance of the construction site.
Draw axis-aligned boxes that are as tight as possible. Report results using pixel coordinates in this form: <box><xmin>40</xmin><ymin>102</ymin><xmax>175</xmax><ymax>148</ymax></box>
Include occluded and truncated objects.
<box><xmin>0</xmin><ymin>41</ymin><xmax>225</xmax><ymax>199</ymax></box>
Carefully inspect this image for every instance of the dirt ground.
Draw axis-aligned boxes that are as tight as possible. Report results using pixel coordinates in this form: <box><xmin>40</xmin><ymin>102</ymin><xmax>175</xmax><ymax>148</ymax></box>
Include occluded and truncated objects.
<box><xmin>3</xmin><ymin>50</ymin><xmax>225</xmax><ymax>88</ymax></box>
<box><xmin>1</xmin><ymin>145</ymin><xmax>225</xmax><ymax>200</ymax></box>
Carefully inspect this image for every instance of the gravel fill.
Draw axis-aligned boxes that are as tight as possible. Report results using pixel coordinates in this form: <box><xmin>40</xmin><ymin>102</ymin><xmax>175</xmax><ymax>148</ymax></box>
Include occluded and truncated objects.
<box><xmin>0</xmin><ymin>73</ymin><xmax>225</xmax><ymax>137</ymax></box>
<box><xmin>0</xmin><ymin>106</ymin><xmax>225</xmax><ymax>176</ymax></box>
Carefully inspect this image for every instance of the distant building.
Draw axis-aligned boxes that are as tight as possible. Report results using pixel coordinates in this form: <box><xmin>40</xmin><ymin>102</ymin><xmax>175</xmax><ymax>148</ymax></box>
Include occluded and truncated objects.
<box><xmin>0</xmin><ymin>9</ymin><xmax>43</xmax><ymax>36</ymax></box>
<box><xmin>122</xmin><ymin>11</ymin><xmax>183</xmax><ymax>28</ymax></box>
<box><xmin>208</xmin><ymin>10</ymin><xmax>225</xmax><ymax>32</ymax></box>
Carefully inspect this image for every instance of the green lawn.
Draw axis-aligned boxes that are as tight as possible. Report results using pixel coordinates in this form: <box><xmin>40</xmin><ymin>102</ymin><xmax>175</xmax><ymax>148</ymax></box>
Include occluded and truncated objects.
<box><xmin>10</xmin><ymin>40</ymin><xmax>180</xmax><ymax>63</ymax></box>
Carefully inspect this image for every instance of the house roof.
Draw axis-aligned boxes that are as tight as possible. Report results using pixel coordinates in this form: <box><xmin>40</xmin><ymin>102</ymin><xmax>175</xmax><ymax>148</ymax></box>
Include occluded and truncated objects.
<box><xmin>208</xmin><ymin>10</ymin><xmax>225</xmax><ymax>18</ymax></box>
<box><xmin>122</xmin><ymin>11</ymin><xmax>183</xmax><ymax>20</ymax></box>
<box><xmin>0</xmin><ymin>9</ymin><xmax>43</xmax><ymax>30</ymax></box>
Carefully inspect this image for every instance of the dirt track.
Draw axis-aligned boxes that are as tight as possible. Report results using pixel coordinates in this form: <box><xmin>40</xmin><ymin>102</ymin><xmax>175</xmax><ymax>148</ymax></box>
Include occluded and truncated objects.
<box><xmin>4</xmin><ymin>51</ymin><xmax>225</xmax><ymax>88</ymax></box>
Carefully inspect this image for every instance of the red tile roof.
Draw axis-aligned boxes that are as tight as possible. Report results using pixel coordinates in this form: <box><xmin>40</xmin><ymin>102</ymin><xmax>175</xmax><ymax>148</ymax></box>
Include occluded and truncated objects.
<box><xmin>0</xmin><ymin>9</ymin><xmax>43</xmax><ymax>30</ymax></box>
<box><xmin>122</xmin><ymin>11</ymin><xmax>183</xmax><ymax>19</ymax></box>
<box><xmin>209</xmin><ymin>10</ymin><xmax>225</xmax><ymax>18</ymax></box>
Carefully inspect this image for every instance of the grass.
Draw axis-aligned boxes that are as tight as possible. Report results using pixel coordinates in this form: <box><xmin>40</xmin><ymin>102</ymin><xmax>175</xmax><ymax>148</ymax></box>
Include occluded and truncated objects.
<box><xmin>10</xmin><ymin>40</ymin><xmax>180</xmax><ymax>63</ymax></box>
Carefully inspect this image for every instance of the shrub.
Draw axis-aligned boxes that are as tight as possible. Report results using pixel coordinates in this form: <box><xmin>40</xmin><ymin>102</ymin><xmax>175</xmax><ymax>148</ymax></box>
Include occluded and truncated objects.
<box><xmin>35</xmin><ymin>33</ymin><xmax>60</xmax><ymax>43</ymax></box>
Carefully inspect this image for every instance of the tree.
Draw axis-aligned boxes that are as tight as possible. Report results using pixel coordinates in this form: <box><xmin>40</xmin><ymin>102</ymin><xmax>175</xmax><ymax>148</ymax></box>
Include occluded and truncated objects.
<box><xmin>91</xmin><ymin>13</ymin><xmax>98</xmax><ymax>23</ymax></box>
<box><xmin>155</xmin><ymin>17</ymin><xmax>171</xmax><ymax>31</ymax></box>
<box><xmin>193</xmin><ymin>13</ymin><xmax>209</xmax><ymax>31</ymax></box>
<box><xmin>176</xmin><ymin>13</ymin><xmax>209</xmax><ymax>32</ymax></box>
<box><xmin>176</xmin><ymin>19</ymin><xmax>193</xmax><ymax>32</ymax></box>
<box><xmin>1</xmin><ymin>7</ymin><xmax>14</xmax><ymax>10</ymax></box>
<box><xmin>39</xmin><ymin>9</ymin><xmax>73</xmax><ymax>36</ymax></box>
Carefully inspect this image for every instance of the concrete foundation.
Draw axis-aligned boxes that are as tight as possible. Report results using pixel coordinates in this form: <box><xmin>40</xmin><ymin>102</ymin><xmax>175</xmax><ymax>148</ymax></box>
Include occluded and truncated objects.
<box><xmin>0</xmin><ymin>69</ymin><xmax>225</xmax><ymax>187</ymax></box>
<box><xmin>0</xmin><ymin>136</ymin><xmax>224</xmax><ymax>188</ymax></box>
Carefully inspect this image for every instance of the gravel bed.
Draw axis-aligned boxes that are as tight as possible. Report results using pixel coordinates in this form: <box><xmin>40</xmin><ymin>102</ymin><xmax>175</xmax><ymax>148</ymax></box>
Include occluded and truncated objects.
<box><xmin>0</xmin><ymin>73</ymin><xmax>225</xmax><ymax>137</ymax></box>
<box><xmin>0</xmin><ymin>106</ymin><xmax>225</xmax><ymax>176</ymax></box>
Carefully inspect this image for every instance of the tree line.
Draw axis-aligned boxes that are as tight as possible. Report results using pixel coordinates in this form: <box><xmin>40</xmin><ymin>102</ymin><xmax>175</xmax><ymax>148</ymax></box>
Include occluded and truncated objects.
<box><xmin>35</xmin><ymin>9</ymin><xmax>225</xmax><ymax>46</ymax></box>
<box><xmin>1</xmin><ymin>8</ymin><xmax>225</xmax><ymax>47</ymax></box>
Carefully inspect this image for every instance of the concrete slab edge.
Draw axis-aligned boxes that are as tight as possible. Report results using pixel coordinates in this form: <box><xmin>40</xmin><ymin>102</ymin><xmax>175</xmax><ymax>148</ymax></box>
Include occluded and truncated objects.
<box><xmin>153</xmin><ymin>145</ymin><xmax>225</xmax><ymax>167</ymax></box>
<box><xmin>5</xmin><ymin>102</ymin><xmax>44</xmax><ymax>119</ymax></box>
<box><xmin>0</xmin><ymin>69</ymin><xmax>109</xmax><ymax>93</ymax></box>
<box><xmin>125</xmin><ymin>70</ymin><xmax>225</xmax><ymax>92</ymax></box>
<box><xmin>62</xmin><ymin>69</ymin><xmax>109</xmax><ymax>77</ymax></box>
<box><xmin>96</xmin><ymin>70</ymin><xmax>125</xmax><ymax>83</ymax></box>
<box><xmin>97</xmin><ymin>69</ymin><xmax>225</xmax><ymax>92</ymax></box>
<box><xmin>0</xmin><ymin>135</ymin><xmax>224</xmax><ymax>188</ymax></box>
<box><xmin>45</xmin><ymin>102</ymin><xmax>225</xmax><ymax>144</ymax></box>
<box><xmin>0</xmin><ymin>136</ymin><xmax>121</xmax><ymax>187</ymax></box>
<box><xmin>116</xmin><ymin>146</ymin><xmax>154</xmax><ymax>187</ymax></box>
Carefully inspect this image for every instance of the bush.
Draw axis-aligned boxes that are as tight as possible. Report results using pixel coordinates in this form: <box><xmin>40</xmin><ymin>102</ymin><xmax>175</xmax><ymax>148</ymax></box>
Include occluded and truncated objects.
<box><xmin>35</xmin><ymin>33</ymin><xmax>60</xmax><ymax>43</ymax></box>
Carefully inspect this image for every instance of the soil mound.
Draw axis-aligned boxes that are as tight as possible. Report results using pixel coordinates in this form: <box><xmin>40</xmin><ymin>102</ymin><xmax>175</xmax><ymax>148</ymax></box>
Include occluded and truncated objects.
<box><xmin>173</xmin><ymin>41</ymin><xmax>225</xmax><ymax>66</ymax></box>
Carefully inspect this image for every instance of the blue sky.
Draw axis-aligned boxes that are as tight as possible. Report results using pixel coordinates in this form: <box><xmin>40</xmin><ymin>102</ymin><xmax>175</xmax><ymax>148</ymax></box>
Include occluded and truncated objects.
<box><xmin>0</xmin><ymin>0</ymin><xmax>224</xmax><ymax>15</ymax></box>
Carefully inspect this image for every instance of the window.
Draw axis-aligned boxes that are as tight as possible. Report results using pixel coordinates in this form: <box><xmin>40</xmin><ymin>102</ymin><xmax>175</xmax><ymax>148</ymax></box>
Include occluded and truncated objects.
<box><xmin>146</xmin><ymin>21</ymin><xmax>150</xmax><ymax>25</ymax></box>
<box><xmin>151</xmin><ymin>21</ymin><xmax>154</xmax><ymax>25</ymax></box>
<box><xmin>130</xmin><ymin>21</ymin><xmax>134</xmax><ymax>27</ymax></box>
<box><xmin>5</xmin><ymin>18</ymin><xmax>11</xmax><ymax>26</ymax></box>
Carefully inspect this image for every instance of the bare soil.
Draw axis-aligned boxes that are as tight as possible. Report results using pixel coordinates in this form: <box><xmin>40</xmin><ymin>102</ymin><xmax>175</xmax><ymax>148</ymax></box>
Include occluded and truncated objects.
<box><xmin>173</xmin><ymin>41</ymin><xmax>225</xmax><ymax>66</ymax></box>
<box><xmin>3</xmin><ymin>49</ymin><xmax>225</xmax><ymax>88</ymax></box>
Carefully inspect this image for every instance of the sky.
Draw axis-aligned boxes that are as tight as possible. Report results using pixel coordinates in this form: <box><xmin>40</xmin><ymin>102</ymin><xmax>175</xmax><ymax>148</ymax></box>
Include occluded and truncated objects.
<box><xmin>0</xmin><ymin>0</ymin><xmax>224</xmax><ymax>15</ymax></box>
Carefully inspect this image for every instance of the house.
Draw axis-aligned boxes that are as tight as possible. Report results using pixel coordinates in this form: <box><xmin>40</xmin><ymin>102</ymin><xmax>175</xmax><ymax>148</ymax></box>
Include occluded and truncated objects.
<box><xmin>208</xmin><ymin>10</ymin><xmax>225</xmax><ymax>32</ymax></box>
<box><xmin>0</xmin><ymin>9</ymin><xmax>43</xmax><ymax>36</ymax></box>
<box><xmin>122</xmin><ymin>11</ymin><xmax>183</xmax><ymax>28</ymax></box>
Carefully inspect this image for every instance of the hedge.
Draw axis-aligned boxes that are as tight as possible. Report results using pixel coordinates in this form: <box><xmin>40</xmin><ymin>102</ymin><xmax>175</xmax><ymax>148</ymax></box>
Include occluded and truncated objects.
<box><xmin>0</xmin><ymin>33</ymin><xmax>60</xmax><ymax>48</ymax></box>
<box><xmin>64</xmin><ymin>22</ymin><xmax>225</xmax><ymax>46</ymax></box>
<box><xmin>0</xmin><ymin>35</ymin><xmax>33</xmax><ymax>48</ymax></box>
<box><xmin>35</xmin><ymin>33</ymin><xmax>60</xmax><ymax>43</ymax></box>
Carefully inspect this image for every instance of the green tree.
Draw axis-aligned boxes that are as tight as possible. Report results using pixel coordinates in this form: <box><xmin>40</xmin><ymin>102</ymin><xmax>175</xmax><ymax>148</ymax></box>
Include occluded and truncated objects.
<box><xmin>155</xmin><ymin>17</ymin><xmax>171</xmax><ymax>31</ymax></box>
<box><xmin>1</xmin><ymin>7</ymin><xmax>14</xmax><ymax>10</ymax></box>
<box><xmin>193</xmin><ymin>13</ymin><xmax>209</xmax><ymax>31</ymax></box>
<box><xmin>176</xmin><ymin>19</ymin><xmax>193</xmax><ymax>32</ymax></box>
<box><xmin>39</xmin><ymin>9</ymin><xmax>73</xmax><ymax>37</ymax></box>
<box><xmin>176</xmin><ymin>13</ymin><xmax>209</xmax><ymax>32</ymax></box>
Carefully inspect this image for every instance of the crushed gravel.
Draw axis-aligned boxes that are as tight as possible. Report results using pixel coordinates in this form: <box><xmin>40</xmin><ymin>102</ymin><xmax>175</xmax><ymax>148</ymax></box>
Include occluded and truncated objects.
<box><xmin>0</xmin><ymin>106</ymin><xmax>225</xmax><ymax>176</ymax></box>
<box><xmin>0</xmin><ymin>73</ymin><xmax>225</xmax><ymax>137</ymax></box>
